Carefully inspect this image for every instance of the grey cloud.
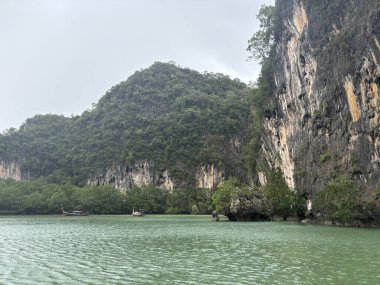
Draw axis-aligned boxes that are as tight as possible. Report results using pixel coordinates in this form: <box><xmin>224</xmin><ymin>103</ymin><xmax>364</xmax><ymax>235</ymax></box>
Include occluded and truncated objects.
<box><xmin>0</xmin><ymin>0</ymin><xmax>274</xmax><ymax>131</ymax></box>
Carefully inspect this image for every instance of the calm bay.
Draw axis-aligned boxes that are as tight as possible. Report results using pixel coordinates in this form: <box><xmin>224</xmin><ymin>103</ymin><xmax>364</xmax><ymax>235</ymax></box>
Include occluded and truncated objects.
<box><xmin>0</xmin><ymin>215</ymin><xmax>379</xmax><ymax>284</ymax></box>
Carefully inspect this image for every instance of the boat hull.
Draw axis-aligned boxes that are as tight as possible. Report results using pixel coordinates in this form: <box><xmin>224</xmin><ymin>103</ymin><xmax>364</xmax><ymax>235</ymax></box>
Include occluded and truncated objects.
<box><xmin>62</xmin><ymin>211</ymin><xmax>89</xmax><ymax>216</ymax></box>
<box><xmin>62</xmin><ymin>213</ymin><xmax>89</xmax><ymax>216</ymax></box>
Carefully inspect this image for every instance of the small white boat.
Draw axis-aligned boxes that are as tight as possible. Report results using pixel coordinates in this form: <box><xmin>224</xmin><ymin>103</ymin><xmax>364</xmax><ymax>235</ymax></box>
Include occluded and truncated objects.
<box><xmin>132</xmin><ymin>208</ymin><xmax>145</xmax><ymax>217</ymax></box>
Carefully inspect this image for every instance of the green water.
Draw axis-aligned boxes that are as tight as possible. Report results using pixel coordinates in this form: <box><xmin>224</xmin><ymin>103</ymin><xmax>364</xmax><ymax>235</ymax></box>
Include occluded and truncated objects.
<box><xmin>0</xmin><ymin>215</ymin><xmax>379</xmax><ymax>285</ymax></box>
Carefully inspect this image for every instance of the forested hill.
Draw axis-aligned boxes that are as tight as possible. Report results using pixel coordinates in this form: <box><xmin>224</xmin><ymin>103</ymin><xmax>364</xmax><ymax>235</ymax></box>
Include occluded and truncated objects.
<box><xmin>0</xmin><ymin>62</ymin><xmax>254</xmax><ymax>188</ymax></box>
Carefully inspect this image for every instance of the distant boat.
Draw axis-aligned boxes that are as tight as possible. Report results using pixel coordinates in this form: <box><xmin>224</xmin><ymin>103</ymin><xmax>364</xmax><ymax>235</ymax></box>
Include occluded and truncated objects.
<box><xmin>61</xmin><ymin>207</ymin><xmax>89</xmax><ymax>216</ymax></box>
<box><xmin>132</xmin><ymin>208</ymin><xmax>145</xmax><ymax>217</ymax></box>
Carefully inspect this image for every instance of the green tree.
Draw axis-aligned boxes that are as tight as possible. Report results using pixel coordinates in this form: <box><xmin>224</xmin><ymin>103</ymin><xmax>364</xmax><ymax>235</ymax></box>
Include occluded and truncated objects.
<box><xmin>263</xmin><ymin>170</ymin><xmax>296</xmax><ymax>220</ymax></box>
<box><xmin>245</xmin><ymin>5</ymin><xmax>277</xmax><ymax>179</ymax></box>
<box><xmin>212</xmin><ymin>178</ymin><xmax>238</xmax><ymax>214</ymax></box>
<box><xmin>314</xmin><ymin>176</ymin><xmax>360</xmax><ymax>222</ymax></box>
<box><xmin>72</xmin><ymin>186</ymin><xmax>124</xmax><ymax>214</ymax></box>
<box><xmin>127</xmin><ymin>186</ymin><xmax>168</xmax><ymax>214</ymax></box>
<box><xmin>212</xmin><ymin>179</ymin><xmax>272</xmax><ymax>221</ymax></box>
<box><xmin>247</xmin><ymin>5</ymin><xmax>276</xmax><ymax>63</ymax></box>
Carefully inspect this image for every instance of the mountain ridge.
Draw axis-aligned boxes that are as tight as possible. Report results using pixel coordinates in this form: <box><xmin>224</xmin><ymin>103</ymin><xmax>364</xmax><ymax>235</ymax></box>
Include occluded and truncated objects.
<box><xmin>0</xmin><ymin>62</ymin><xmax>254</xmax><ymax>191</ymax></box>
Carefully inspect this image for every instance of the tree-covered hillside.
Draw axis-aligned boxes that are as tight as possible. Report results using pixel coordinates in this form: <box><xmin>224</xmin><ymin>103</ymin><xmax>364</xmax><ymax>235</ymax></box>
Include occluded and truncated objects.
<box><xmin>0</xmin><ymin>62</ymin><xmax>254</xmax><ymax>187</ymax></box>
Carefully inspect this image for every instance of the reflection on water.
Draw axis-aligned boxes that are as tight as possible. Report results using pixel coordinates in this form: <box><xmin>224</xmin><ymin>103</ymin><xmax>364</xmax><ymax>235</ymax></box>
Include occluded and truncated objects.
<box><xmin>0</xmin><ymin>215</ymin><xmax>380</xmax><ymax>284</ymax></box>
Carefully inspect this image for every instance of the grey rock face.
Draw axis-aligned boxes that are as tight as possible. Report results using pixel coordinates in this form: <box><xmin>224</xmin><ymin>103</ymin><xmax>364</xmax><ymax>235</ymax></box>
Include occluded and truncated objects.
<box><xmin>87</xmin><ymin>160</ymin><xmax>174</xmax><ymax>192</ymax></box>
<box><xmin>87</xmin><ymin>160</ymin><xmax>224</xmax><ymax>192</ymax></box>
<box><xmin>195</xmin><ymin>164</ymin><xmax>224</xmax><ymax>191</ymax></box>
<box><xmin>0</xmin><ymin>160</ymin><xmax>22</xmax><ymax>180</ymax></box>
<box><xmin>262</xmin><ymin>0</ymin><xmax>380</xmax><ymax>198</ymax></box>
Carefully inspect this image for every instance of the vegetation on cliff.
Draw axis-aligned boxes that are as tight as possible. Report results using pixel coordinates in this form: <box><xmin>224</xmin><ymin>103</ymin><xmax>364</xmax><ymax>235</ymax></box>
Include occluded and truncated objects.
<box><xmin>243</xmin><ymin>1</ymin><xmax>380</xmax><ymax>224</ymax></box>
<box><xmin>212</xmin><ymin>170</ymin><xmax>303</xmax><ymax>222</ymax></box>
<box><xmin>0</xmin><ymin>62</ymin><xmax>253</xmax><ymax>186</ymax></box>
<box><xmin>210</xmin><ymin>2</ymin><xmax>380</xmax><ymax>224</ymax></box>
<box><xmin>313</xmin><ymin>177</ymin><xmax>380</xmax><ymax>225</ymax></box>
<box><xmin>212</xmin><ymin>178</ymin><xmax>271</xmax><ymax>221</ymax></box>
<box><xmin>245</xmin><ymin>4</ymin><xmax>277</xmax><ymax>179</ymax></box>
<box><xmin>0</xmin><ymin>62</ymin><xmax>257</xmax><ymax>215</ymax></box>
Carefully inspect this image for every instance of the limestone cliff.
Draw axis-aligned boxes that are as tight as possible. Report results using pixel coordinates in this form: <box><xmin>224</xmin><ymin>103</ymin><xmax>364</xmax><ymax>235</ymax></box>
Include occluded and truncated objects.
<box><xmin>0</xmin><ymin>160</ymin><xmax>22</xmax><ymax>181</ymax></box>
<box><xmin>87</xmin><ymin>160</ymin><xmax>174</xmax><ymax>192</ymax></box>
<box><xmin>195</xmin><ymin>164</ymin><xmax>224</xmax><ymax>191</ymax></box>
<box><xmin>87</xmin><ymin>160</ymin><xmax>224</xmax><ymax>192</ymax></box>
<box><xmin>262</xmin><ymin>0</ymin><xmax>380</xmax><ymax>201</ymax></box>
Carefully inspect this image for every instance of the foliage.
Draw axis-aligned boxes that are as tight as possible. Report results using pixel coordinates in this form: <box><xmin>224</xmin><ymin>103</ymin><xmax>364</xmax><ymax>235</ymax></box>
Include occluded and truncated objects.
<box><xmin>245</xmin><ymin>4</ymin><xmax>277</xmax><ymax>178</ymax></box>
<box><xmin>72</xmin><ymin>186</ymin><xmax>125</xmax><ymax>214</ymax></box>
<box><xmin>0</xmin><ymin>178</ymin><xmax>126</xmax><ymax>214</ymax></box>
<box><xmin>247</xmin><ymin>5</ymin><xmax>276</xmax><ymax>63</ymax></box>
<box><xmin>0</xmin><ymin>178</ymin><xmax>212</xmax><ymax>215</ymax></box>
<box><xmin>0</xmin><ymin>62</ymin><xmax>253</xmax><ymax>187</ymax></box>
<box><xmin>314</xmin><ymin>176</ymin><xmax>360</xmax><ymax>222</ymax></box>
<box><xmin>0</xmin><ymin>62</ymin><xmax>260</xmax><ymax>216</ymax></box>
<box><xmin>211</xmin><ymin>171</ymin><xmax>301</xmax><ymax>222</ymax></box>
<box><xmin>126</xmin><ymin>186</ymin><xmax>168</xmax><ymax>214</ymax></box>
<box><xmin>165</xmin><ymin>187</ymin><xmax>211</xmax><ymax>214</ymax></box>
<box><xmin>212</xmin><ymin>179</ymin><xmax>272</xmax><ymax>221</ymax></box>
<box><xmin>263</xmin><ymin>170</ymin><xmax>299</xmax><ymax>220</ymax></box>
<box><xmin>212</xmin><ymin>178</ymin><xmax>238</xmax><ymax>213</ymax></box>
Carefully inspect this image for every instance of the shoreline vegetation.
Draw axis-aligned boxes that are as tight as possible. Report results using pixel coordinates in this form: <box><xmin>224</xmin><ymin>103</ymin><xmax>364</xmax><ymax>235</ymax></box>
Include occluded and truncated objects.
<box><xmin>1</xmin><ymin>175</ymin><xmax>379</xmax><ymax>228</ymax></box>
<box><xmin>0</xmin><ymin>178</ymin><xmax>211</xmax><ymax>216</ymax></box>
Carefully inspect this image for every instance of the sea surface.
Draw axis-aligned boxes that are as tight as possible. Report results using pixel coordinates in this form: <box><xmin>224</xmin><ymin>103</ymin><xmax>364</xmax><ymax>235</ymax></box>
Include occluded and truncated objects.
<box><xmin>0</xmin><ymin>215</ymin><xmax>379</xmax><ymax>285</ymax></box>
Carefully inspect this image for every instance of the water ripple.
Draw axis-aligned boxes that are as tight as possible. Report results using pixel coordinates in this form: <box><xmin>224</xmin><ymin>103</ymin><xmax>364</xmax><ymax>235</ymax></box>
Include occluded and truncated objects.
<box><xmin>0</xmin><ymin>216</ymin><xmax>380</xmax><ymax>284</ymax></box>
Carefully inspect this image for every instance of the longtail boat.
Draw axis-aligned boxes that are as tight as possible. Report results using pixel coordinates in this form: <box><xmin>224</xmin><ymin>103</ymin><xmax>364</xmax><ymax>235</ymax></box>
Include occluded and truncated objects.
<box><xmin>61</xmin><ymin>207</ymin><xmax>89</xmax><ymax>216</ymax></box>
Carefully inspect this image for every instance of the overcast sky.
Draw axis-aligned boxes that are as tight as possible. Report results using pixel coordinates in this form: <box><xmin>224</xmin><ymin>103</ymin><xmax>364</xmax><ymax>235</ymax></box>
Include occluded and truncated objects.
<box><xmin>0</xmin><ymin>0</ymin><xmax>274</xmax><ymax>132</ymax></box>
